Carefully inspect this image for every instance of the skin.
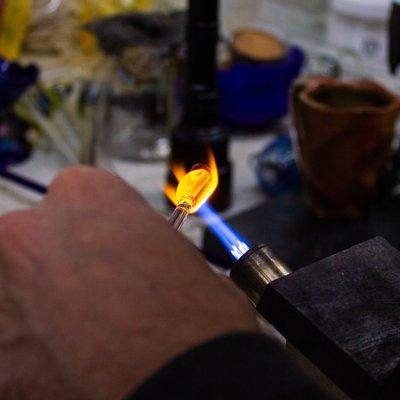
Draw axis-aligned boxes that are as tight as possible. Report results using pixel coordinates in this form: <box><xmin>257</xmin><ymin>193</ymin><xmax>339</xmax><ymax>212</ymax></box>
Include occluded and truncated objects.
<box><xmin>0</xmin><ymin>166</ymin><xmax>259</xmax><ymax>400</ymax></box>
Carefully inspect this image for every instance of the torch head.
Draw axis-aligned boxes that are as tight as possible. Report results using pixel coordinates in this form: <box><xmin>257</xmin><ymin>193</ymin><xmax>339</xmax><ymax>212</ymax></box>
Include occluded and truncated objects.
<box><xmin>230</xmin><ymin>244</ymin><xmax>291</xmax><ymax>304</ymax></box>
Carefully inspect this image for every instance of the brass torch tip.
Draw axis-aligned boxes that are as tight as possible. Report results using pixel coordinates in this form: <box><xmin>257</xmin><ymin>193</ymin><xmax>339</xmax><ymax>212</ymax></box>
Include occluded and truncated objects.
<box><xmin>236</xmin><ymin>244</ymin><xmax>267</xmax><ymax>265</ymax></box>
<box><xmin>230</xmin><ymin>244</ymin><xmax>292</xmax><ymax>305</ymax></box>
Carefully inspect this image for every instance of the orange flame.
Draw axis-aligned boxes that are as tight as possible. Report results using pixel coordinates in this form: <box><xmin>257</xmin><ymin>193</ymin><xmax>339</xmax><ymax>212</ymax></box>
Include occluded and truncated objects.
<box><xmin>165</xmin><ymin>150</ymin><xmax>219</xmax><ymax>213</ymax></box>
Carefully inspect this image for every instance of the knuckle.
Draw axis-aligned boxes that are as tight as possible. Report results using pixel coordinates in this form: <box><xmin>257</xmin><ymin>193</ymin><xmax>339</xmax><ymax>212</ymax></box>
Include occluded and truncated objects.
<box><xmin>48</xmin><ymin>166</ymin><xmax>119</xmax><ymax>201</ymax></box>
<box><xmin>90</xmin><ymin>167</ymin><xmax>121</xmax><ymax>186</ymax></box>
<box><xmin>50</xmin><ymin>166</ymin><xmax>96</xmax><ymax>190</ymax></box>
<box><xmin>48</xmin><ymin>166</ymin><xmax>148</xmax><ymax>208</ymax></box>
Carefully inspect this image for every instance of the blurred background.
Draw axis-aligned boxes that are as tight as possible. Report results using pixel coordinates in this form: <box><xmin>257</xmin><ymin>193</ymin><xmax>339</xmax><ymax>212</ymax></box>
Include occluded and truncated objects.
<box><xmin>0</xmin><ymin>0</ymin><xmax>399</xmax><ymax>267</ymax></box>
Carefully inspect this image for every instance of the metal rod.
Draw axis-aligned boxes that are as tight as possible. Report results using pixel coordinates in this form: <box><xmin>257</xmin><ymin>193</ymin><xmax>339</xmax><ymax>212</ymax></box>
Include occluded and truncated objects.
<box><xmin>169</xmin><ymin>203</ymin><xmax>191</xmax><ymax>231</ymax></box>
<box><xmin>0</xmin><ymin>169</ymin><xmax>48</xmax><ymax>195</ymax></box>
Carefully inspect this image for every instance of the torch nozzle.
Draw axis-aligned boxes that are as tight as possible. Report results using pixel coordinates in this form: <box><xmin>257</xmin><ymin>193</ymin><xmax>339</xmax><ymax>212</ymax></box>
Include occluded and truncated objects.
<box><xmin>230</xmin><ymin>244</ymin><xmax>292</xmax><ymax>304</ymax></box>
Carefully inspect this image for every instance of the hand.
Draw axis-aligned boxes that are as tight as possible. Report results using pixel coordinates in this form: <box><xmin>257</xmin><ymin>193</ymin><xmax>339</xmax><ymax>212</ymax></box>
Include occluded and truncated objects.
<box><xmin>0</xmin><ymin>166</ymin><xmax>258</xmax><ymax>400</ymax></box>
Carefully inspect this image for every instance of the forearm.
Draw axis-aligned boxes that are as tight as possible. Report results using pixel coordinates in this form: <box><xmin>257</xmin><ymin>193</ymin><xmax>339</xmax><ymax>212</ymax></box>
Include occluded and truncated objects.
<box><xmin>128</xmin><ymin>333</ymin><xmax>321</xmax><ymax>400</ymax></box>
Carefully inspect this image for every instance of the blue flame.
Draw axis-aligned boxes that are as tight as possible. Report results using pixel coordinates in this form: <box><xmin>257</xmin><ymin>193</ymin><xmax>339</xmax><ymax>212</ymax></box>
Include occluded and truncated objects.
<box><xmin>197</xmin><ymin>203</ymin><xmax>251</xmax><ymax>260</ymax></box>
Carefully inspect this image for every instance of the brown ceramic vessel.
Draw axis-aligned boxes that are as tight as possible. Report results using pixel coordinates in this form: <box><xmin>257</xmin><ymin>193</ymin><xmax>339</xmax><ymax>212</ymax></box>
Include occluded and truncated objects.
<box><xmin>293</xmin><ymin>78</ymin><xmax>400</xmax><ymax>219</ymax></box>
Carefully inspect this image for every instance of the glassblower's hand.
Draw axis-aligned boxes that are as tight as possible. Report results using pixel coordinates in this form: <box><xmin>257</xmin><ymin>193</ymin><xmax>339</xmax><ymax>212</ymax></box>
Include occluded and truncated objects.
<box><xmin>0</xmin><ymin>166</ymin><xmax>258</xmax><ymax>400</ymax></box>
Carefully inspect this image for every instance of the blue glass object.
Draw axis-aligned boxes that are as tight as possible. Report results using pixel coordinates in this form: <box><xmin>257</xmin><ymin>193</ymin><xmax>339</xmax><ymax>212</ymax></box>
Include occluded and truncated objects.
<box><xmin>255</xmin><ymin>134</ymin><xmax>302</xmax><ymax>198</ymax></box>
<box><xmin>218</xmin><ymin>47</ymin><xmax>305</xmax><ymax>129</ymax></box>
<box><xmin>0</xmin><ymin>60</ymin><xmax>39</xmax><ymax>168</ymax></box>
<box><xmin>0</xmin><ymin>112</ymin><xmax>32</xmax><ymax>168</ymax></box>
<box><xmin>0</xmin><ymin>59</ymin><xmax>39</xmax><ymax>110</ymax></box>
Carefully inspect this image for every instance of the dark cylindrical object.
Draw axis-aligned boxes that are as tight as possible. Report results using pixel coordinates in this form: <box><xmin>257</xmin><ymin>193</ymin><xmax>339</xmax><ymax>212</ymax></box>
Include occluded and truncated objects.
<box><xmin>0</xmin><ymin>169</ymin><xmax>48</xmax><ymax>195</ymax></box>
<box><xmin>167</xmin><ymin>0</ymin><xmax>231</xmax><ymax>211</ymax></box>
<box><xmin>389</xmin><ymin>1</ymin><xmax>400</xmax><ymax>74</ymax></box>
<box><xmin>230</xmin><ymin>244</ymin><xmax>292</xmax><ymax>305</ymax></box>
<box><xmin>184</xmin><ymin>0</ymin><xmax>219</xmax><ymax>127</ymax></box>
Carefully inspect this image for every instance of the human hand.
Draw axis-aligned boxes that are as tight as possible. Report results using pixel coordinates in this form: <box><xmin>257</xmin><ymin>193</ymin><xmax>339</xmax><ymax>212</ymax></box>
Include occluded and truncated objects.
<box><xmin>0</xmin><ymin>166</ymin><xmax>258</xmax><ymax>399</ymax></box>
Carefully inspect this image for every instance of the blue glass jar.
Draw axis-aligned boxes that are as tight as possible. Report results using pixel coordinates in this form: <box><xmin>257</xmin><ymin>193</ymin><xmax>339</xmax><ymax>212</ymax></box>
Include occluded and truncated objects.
<box><xmin>219</xmin><ymin>47</ymin><xmax>305</xmax><ymax>129</ymax></box>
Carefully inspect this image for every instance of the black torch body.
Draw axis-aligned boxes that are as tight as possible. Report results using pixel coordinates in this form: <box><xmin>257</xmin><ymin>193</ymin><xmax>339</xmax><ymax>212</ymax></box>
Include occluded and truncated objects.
<box><xmin>390</xmin><ymin>1</ymin><xmax>400</xmax><ymax>74</ymax></box>
<box><xmin>167</xmin><ymin>0</ymin><xmax>232</xmax><ymax>211</ymax></box>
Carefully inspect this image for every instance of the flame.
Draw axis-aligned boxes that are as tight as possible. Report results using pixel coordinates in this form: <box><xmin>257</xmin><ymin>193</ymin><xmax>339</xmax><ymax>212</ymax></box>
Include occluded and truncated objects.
<box><xmin>165</xmin><ymin>150</ymin><xmax>219</xmax><ymax>214</ymax></box>
<box><xmin>198</xmin><ymin>203</ymin><xmax>251</xmax><ymax>260</ymax></box>
<box><xmin>165</xmin><ymin>163</ymin><xmax>186</xmax><ymax>205</ymax></box>
<box><xmin>166</xmin><ymin>152</ymin><xmax>251</xmax><ymax>260</ymax></box>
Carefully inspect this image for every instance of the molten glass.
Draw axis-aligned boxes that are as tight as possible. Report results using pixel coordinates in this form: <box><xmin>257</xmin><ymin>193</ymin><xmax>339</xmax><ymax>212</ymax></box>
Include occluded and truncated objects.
<box><xmin>169</xmin><ymin>165</ymin><xmax>216</xmax><ymax>230</ymax></box>
<box><xmin>167</xmin><ymin>152</ymin><xmax>219</xmax><ymax>231</ymax></box>
<box><xmin>176</xmin><ymin>166</ymin><xmax>212</xmax><ymax>212</ymax></box>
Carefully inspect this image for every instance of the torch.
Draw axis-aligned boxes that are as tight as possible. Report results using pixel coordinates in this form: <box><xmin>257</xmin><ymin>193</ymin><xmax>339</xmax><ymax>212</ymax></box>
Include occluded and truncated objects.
<box><xmin>166</xmin><ymin>0</ymin><xmax>232</xmax><ymax>212</ymax></box>
<box><xmin>229</xmin><ymin>244</ymin><xmax>291</xmax><ymax>304</ymax></box>
<box><xmin>168</xmin><ymin>166</ymin><xmax>400</xmax><ymax>399</ymax></box>
<box><xmin>167</xmin><ymin>156</ymin><xmax>291</xmax><ymax>300</ymax></box>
